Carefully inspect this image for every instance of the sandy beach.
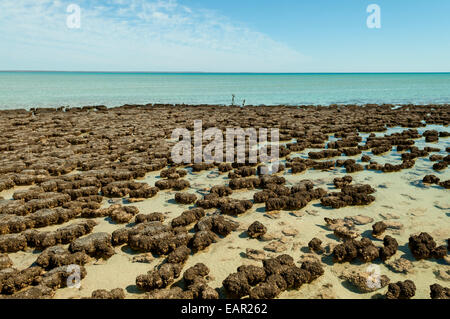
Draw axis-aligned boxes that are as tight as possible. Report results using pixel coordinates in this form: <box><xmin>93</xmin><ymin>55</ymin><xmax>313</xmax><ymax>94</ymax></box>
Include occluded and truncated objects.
<box><xmin>0</xmin><ymin>104</ymin><xmax>449</xmax><ymax>299</ymax></box>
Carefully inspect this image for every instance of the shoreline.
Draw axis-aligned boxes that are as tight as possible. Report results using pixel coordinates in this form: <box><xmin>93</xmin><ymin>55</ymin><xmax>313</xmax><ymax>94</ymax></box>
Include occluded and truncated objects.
<box><xmin>1</xmin><ymin>103</ymin><xmax>450</xmax><ymax>113</ymax></box>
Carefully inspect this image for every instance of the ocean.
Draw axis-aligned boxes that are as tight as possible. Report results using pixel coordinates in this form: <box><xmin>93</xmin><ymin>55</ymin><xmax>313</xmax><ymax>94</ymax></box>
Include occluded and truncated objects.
<box><xmin>0</xmin><ymin>72</ymin><xmax>449</xmax><ymax>109</ymax></box>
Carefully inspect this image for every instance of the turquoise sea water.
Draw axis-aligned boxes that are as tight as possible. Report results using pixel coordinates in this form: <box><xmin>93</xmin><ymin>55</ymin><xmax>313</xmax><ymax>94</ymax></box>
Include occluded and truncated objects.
<box><xmin>0</xmin><ymin>72</ymin><xmax>449</xmax><ymax>109</ymax></box>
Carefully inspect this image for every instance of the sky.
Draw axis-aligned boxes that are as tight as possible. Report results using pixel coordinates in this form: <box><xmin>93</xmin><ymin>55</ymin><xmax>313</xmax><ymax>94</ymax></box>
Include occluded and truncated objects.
<box><xmin>0</xmin><ymin>0</ymin><xmax>449</xmax><ymax>72</ymax></box>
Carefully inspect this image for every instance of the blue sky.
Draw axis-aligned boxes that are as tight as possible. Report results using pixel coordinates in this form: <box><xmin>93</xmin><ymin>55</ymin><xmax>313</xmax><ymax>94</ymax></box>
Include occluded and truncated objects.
<box><xmin>1</xmin><ymin>0</ymin><xmax>449</xmax><ymax>72</ymax></box>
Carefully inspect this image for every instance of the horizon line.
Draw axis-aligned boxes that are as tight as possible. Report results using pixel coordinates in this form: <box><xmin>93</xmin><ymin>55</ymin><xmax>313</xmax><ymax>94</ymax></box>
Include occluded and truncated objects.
<box><xmin>1</xmin><ymin>70</ymin><xmax>450</xmax><ymax>75</ymax></box>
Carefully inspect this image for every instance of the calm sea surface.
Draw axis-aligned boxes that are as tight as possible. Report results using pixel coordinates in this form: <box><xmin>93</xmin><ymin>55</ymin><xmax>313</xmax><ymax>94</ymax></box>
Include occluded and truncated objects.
<box><xmin>0</xmin><ymin>72</ymin><xmax>449</xmax><ymax>109</ymax></box>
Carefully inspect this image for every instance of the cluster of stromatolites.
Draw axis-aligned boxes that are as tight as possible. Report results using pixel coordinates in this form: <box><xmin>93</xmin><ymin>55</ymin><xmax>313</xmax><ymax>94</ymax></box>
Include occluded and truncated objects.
<box><xmin>0</xmin><ymin>103</ymin><xmax>448</xmax><ymax>299</ymax></box>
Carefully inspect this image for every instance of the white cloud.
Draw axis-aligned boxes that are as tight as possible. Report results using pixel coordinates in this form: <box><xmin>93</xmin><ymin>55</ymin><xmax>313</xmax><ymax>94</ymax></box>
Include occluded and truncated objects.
<box><xmin>0</xmin><ymin>0</ymin><xmax>306</xmax><ymax>72</ymax></box>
